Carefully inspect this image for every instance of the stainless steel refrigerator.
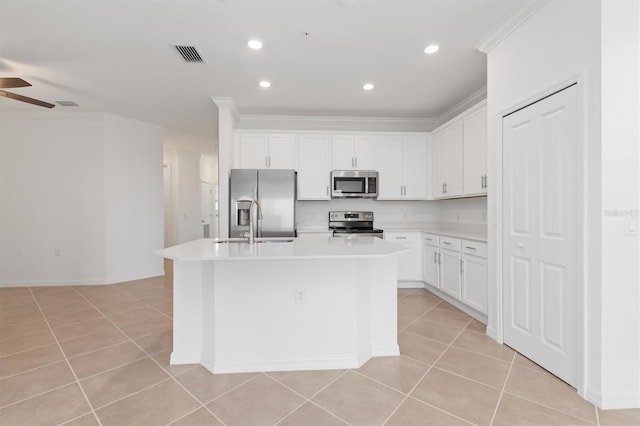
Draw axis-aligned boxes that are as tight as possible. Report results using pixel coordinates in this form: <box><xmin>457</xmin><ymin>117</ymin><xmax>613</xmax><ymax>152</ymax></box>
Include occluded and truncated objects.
<box><xmin>229</xmin><ymin>169</ymin><xmax>297</xmax><ymax>238</ymax></box>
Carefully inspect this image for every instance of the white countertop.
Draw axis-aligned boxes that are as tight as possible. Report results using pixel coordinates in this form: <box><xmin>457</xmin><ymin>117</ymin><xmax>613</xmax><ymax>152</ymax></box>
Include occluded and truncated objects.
<box><xmin>376</xmin><ymin>222</ymin><xmax>487</xmax><ymax>242</ymax></box>
<box><xmin>157</xmin><ymin>236</ymin><xmax>409</xmax><ymax>261</ymax></box>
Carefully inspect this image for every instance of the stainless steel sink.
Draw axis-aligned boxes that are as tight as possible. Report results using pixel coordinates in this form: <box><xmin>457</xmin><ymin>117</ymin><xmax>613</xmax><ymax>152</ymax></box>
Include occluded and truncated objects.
<box><xmin>213</xmin><ymin>239</ymin><xmax>294</xmax><ymax>244</ymax></box>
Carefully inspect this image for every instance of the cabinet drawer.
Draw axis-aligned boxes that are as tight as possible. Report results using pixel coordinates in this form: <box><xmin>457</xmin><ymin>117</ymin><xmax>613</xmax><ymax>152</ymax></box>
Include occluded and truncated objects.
<box><xmin>461</xmin><ymin>240</ymin><xmax>487</xmax><ymax>258</ymax></box>
<box><xmin>422</xmin><ymin>233</ymin><xmax>439</xmax><ymax>246</ymax></box>
<box><xmin>385</xmin><ymin>232</ymin><xmax>420</xmax><ymax>243</ymax></box>
<box><xmin>439</xmin><ymin>236</ymin><xmax>461</xmax><ymax>251</ymax></box>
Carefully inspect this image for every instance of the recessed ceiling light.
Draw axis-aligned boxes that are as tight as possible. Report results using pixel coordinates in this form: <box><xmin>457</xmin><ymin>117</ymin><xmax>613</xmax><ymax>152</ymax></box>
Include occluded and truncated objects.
<box><xmin>424</xmin><ymin>44</ymin><xmax>440</xmax><ymax>55</ymax></box>
<box><xmin>362</xmin><ymin>83</ymin><xmax>374</xmax><ymax>91</ymax></box>
<box><xmin>259</xmin><ymin>80</ymin><xmax>271</xmax><ymax>88</ymax></box>
<box><xmin>248</xmin><ymin>39</ymin><xmax>263</xmax><ymax>50</ymax></box>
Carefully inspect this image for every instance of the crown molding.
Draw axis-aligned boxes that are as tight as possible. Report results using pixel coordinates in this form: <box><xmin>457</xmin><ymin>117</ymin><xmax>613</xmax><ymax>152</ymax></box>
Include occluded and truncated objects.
<box><xmin>475</xmin><ymin>0</ymin><xmax>551</xmax><ymax>53</ymax></box>
<box><xmin>211</xmin><ymin>96</ymin><xmax>239</xmax><ymax>121</ymax></box>
<box><xmin>438</xmin><ymin>86</ymin><xmax>487</xmax><ymax>124</ymax></box>
<box><xmin>237</xmin><ymin>114</ymin><xmax>441</xmax><ymax>132</ymax></box>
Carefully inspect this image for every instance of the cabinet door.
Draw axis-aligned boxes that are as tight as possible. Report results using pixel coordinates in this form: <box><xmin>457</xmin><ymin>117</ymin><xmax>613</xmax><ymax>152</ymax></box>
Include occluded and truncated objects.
<box><xmin>332</xmin><ymin>135</ymin><xmax>354</xmax><ymax>169</ymax></box>
<box><xmin>463</xmin><ymin>107</ymin><xmax>487</xmax><ymax>195</ymax></box>
<box><xmin>445</xmin><ymin>121</ymin><xmax>464</xmax><ymax>197</ymax></box>
<box><xmin>431</xmin><ymin>130</ymin><xmax>447</xmax><ymax>197</ymax></box>
<box><xmin>422</xmin><ymin>244</ymin><xmax>440</xmax><ymax>287</ymax></box>
<box><xmin>268</xmin><ymin>134</ymin><xmax>296</xmax><ymax>169</ymax></box>
<box><xmin>440</xmin><ymin>248</ymin><xmax>461</xmax><ymax>299</ymax></box>
<box><xmin>461</xmin><ymin>254</ymin><xmax>487</xmax><ymax>314</ymax></box>
<box><xmin>353</xmin><ymin>135</ymin><xmax>377</xmax><ymax>170</ymax></box>
<box><xmin>377</xmin><ymin>136</ymin><xmax>404</xmax><ymax>199</ymax></box>
<box><xmin>297</xmin><ymin>135</ymin><xmax>331</xmax><ymax>200</ymax></box>
<box><xmin>402</xmin><ymin>136</ymin><xmax>428</xmax><ymax>199</ymax></box>
<box><xmin>239</xmin><ymin>134</ymin><xmax>269</xmax><ymax>169</ymax></box>
<box><xmin>386</xmin><ymin>232</ymin><xmax>421</xmax><ymax>281</ymax></box>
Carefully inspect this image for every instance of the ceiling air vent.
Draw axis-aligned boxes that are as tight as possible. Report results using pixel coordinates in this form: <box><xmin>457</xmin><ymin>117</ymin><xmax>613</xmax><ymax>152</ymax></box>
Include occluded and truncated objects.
<box><xmin>55</xmin><ymin>101</ymin><xmax>79</xmax><ymax>106</ymax></box>
<box><xmin>173</xmin><ymin>45</ymin><xmax>205</xmax><ymax>63</ymax></box>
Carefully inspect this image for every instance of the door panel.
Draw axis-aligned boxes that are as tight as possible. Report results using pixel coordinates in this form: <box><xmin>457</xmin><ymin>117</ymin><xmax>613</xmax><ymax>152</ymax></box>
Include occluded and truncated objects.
<box><xmin>541</xmin><ymin>262</ymin><xmax>565</xmax><ymax>351</ymax></box>
<box><xmin>510</xmin><ymin>121</ymin><xmax>532</xmax><ymax>235</ymax></box>
<box><xmin>502</xmin><ymin>84</ymin><xmax>579</xmax><ymax>387</ymax></box>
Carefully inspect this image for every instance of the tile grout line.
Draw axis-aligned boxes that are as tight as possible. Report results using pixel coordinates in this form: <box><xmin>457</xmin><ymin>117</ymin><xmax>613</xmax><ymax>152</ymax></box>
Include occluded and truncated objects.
<box><xmin>67</xmin><ymin>286</ymin><xmax>228</xmax><ymax>426</ymax></box>
<box><xmin>488</xmin><ymin>350</ymin><xmax>516</xmax><ymax>425</ymax></box>
<box><xmin>267</xmin><ymin>369</ymin><xmax>353</xmax><ymax>426</ymax></box>
<box><xmin>381</xmin><ymin>317</ymin><xmax>476</xmax><ymax>425</ymax></box>
<box><xmin>499</xmin><ymin>389</ymin><xmax>600</xmax><ymax>425</ymax></box>
<box><xmin>0</xmin><ymin>380</ymin><xmax>77</xmax><ymax>411</ymax></box>
<box><xmin>26</xmin><ymin>287</ymin><xmax>103</xmax><ymax>426</ymax></box>
<box><xmin>400</xmin><ymin>329</ymin><xmax>514</xmax><ymax>364</ymax></box>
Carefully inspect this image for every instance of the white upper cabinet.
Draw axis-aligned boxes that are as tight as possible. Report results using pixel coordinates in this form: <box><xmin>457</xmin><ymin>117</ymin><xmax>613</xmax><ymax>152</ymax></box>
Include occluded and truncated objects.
<box><xmin>238</xmin><ymin>133</ymin><xmax>296</xmax><ymax>169</ymax></box>
<box><xmin>463</xmin><ymin>107</ymin><xmax>488</xmax><ymax>196</ymax></box>
<box><xmin>331</xmin><ymin>135</ymin><xmax>377</xmax><ymax>170</ymax></box>
<box><xmin>297</xmin><ymin>134</ymin><xmax>331</xmax><ymax>200</ymax></box>
<box><xmin>432</xmin><ymin>103</ymin><xmax>487</xmax><ymax>199</ymax></box>
<box><xmin>238</xmin><ymin>134</ymin><xmax>269</xmax><ymax>169</ymax></box>
<box><xmin>432</xmin><ymin>121</ymin><xmax>463</xmax><ymax>198</ymax></box>
<box><xmin>378</xmin><ymin>135</ymin><xmax>428</xmax><ymax>200</ymax></box>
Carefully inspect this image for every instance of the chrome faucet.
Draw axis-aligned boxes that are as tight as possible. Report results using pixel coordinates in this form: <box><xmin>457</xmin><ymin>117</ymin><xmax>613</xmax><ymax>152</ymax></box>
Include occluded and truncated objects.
<box><xmin>238</xmin><ymin>199</ymin><xmax>263</xmax><ymax>243</ymax></box>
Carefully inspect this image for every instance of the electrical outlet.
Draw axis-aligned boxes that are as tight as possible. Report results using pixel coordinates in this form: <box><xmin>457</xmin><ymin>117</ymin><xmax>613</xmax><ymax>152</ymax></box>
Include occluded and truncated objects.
<box><xmin>54</xmin><ymin>248</ymin><xmax>60</xmax><ymax>256</ymax></box>
<box><xmin>295</xmin><ymin>289</ymin><xmax>305</xmax><ymax>304</ymax></box>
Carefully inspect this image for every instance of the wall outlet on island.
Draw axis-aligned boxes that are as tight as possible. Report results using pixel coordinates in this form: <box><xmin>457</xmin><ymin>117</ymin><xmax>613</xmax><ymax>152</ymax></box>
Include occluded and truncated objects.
<box><xmin>54</xmin><ymin>248</ymin><xmax>61</xmax><ymax>256</ymax></box>
<box><xmin>295</xmin><ymin>289</ymin><xmax>305</xmax><ymax>304</ymax></box>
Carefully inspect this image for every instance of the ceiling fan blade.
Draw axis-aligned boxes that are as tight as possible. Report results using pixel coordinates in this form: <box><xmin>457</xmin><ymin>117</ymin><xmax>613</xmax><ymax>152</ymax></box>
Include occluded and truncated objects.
<box><xmin>0</xmin><ymin>78</ymin><xmax>32</xmax><ymax>89</ymax></box>
<box><xmin>0</xmin><ymin>90</ymin><xmax>55</xmax><ymax>108</ymax></box>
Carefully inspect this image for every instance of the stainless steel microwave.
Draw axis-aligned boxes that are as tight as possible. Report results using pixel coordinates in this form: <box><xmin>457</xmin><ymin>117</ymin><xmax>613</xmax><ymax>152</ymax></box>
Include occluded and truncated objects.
<box><xmin>331</xmin><ymin>170</ymin><xmax>378</xmax><ymax>198</ymax></box>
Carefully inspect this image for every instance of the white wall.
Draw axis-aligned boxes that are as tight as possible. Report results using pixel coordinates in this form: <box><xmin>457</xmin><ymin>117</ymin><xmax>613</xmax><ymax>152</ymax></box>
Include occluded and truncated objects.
<box><xmin>0</xmin><ymin>112</ymin><xmax>164</xmax><ymax>286</ymax></box>
<box><xmin>104</xmin><ymin>115</ymin><xmax>164</xmax><ymax>283</ymax></box>
<box><xmin>485</xmin><ymin>0</ymin><xmax>639</xmax><ymax>408</ymax></box>
<box><xmin>0</xmin><ymin>113</ymin><xmax>106</xmax><ymax>284</ymax></box>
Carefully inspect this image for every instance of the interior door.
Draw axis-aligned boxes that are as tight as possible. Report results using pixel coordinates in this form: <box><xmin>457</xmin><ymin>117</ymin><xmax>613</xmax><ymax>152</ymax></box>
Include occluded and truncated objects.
<box><xmin>502</xmin><ymin>84</ymin><xmax>579</xmax><ymax>387</ymax></box>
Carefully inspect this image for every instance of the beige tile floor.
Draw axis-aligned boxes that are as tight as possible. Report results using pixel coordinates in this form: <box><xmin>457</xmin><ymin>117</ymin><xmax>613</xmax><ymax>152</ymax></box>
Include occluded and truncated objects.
<box><xmin>1</xmin><ymin>264</ymin><xmax>639</xmax><ymax>426</ymax></box>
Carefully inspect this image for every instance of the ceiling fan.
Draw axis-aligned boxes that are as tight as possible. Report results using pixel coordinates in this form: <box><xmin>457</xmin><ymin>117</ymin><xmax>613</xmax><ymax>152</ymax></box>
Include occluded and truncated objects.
<box><xmin>0</xmin><ymin>78</ymin><xmax>55</xmax><ymax>108</ymax></box>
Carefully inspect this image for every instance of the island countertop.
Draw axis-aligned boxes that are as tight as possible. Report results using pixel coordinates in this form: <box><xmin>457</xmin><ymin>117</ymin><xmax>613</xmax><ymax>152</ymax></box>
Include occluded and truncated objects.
<box><xmin>157</xmin><ymin>235</ymin><xmax>409</xmax><ymax>262</ymax></box>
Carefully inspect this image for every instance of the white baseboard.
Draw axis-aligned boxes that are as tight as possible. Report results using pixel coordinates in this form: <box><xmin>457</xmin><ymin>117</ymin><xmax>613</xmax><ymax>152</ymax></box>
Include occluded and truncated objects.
<box><xmin>209</xmin><ymin>356</ymin><xmax>362</xmax><ymax>374</ymax></box>
<box><xmin>0</xmin><ymin>270</ymin><xmax>165</xmax><ymax>288</ymax></box>
<box><xmin>421</xmin><ymin>283</ymin><xmax>488</xmax><ymax>325</ymax></box>
<box><xmin>397</xmin><ymin>280</ymin><xmax>425</xmax><ymax>289</ymax></box>
<box><xmin>586</xmin><ymin>386</ymin><xmax>640</xmax><ymax>409</ymax></box>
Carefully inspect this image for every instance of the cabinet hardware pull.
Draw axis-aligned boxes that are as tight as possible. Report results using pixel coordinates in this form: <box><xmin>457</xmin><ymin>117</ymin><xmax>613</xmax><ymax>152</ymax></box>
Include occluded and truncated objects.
<box><xmin>326</xmin><ymin>186</ymin><xmax>329</xmax><ymax>196</ymax></box>
<box><xmin>438</xmin><ymin>253</ymin><xmax>442</xmax><ymax>264</ymax></box>
<box><xmin>465</xmin><ymin>246</ymin><xmax>476</xmax><ymax>250</ymax></box>
<box><xmin>433</xmin><ymin>252</ymin><xmax>437</xmax><ymax>264</ymax></box>
<box><xmin>355</xmin><ymin>157</ymin><xmax>358</xmax><ymax>168</ymax></box>
<box><xmin>396</xmin><ymin>236</ymin><xmax>407</xmax><ymax>240</ymax></box>
<box><xmin>460</xmin><ymin>259</ymin><xmax>464</xmax><ymax>272</ymax></box>
<box><xmin>442</xmin><ymin>241</ymin><xmax>451</xmax><ymax>245</ymax></box>
<box><xmin>425</xmin><ymin>238</ymin><xmax>432</xmax><ymax>241</ymax></box>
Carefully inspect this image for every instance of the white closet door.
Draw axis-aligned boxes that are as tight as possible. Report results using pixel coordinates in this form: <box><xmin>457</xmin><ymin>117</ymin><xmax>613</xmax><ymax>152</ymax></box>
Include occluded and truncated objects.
<box><xmin>502</xmin><ymin>84</ymin><xmax>579</xmax><ymax>387</ymax></box>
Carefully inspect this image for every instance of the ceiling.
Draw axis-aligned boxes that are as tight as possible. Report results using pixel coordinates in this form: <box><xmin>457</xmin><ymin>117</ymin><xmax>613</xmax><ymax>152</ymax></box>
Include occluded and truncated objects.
<box><xmin>0</xmin><ymin>0</ymin><xmax>535</xmax><ymax>144</ymax></box>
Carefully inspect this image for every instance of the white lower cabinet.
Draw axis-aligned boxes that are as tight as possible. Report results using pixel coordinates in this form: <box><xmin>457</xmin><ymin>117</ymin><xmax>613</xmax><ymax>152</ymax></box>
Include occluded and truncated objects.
<box><xmin>421</xmin><ymin>232</ymin><xmax>487</xmax><ymax>316</ymax></box>
<box><xmin>461</xmin><ymin>240</ymin><xmax>488</xmax><ymax>314</ymax></box>
<box><xmin>422</xmin><ymin>234</ymin><xmax>440</xmax><ymax>287</ymax></box>
<box><xmin>385</xmin><ymin>232</ymin><xmax>422</xmax><ymax>282</ymax></box>
<box><xmin>439</xmin><ymin>246</ymin><xmax>462</xmax><ymax>300</ymax></box>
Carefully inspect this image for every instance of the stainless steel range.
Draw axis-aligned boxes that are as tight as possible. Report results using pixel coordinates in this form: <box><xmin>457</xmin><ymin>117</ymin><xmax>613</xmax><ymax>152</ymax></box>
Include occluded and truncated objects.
<box><xmin>329</xmin><ymin>211</ymin><xmax>384</xmax><ymax>238</ymax></box>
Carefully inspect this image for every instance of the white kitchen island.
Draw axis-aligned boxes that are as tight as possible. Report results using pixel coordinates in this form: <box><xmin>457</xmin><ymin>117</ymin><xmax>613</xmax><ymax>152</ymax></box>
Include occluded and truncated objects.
<box><xmin>157</xmin><ymin>236</ymin><xmax>407</xmax><ymax>374</ymax></box>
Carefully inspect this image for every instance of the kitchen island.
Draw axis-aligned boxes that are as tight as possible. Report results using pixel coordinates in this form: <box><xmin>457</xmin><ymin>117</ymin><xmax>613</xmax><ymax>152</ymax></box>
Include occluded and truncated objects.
<box><xmin>157</xmin><ymin>236</ymin><xmax>407</xmax><ymax>374</ymax></box>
